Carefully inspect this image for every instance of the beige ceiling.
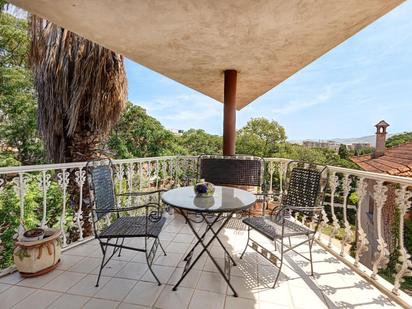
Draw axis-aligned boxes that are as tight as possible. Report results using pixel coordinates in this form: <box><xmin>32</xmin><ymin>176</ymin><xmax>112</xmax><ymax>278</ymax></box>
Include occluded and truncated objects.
<box><xmin>11</xmin><ymin>0</ymin><xmax>404</xmax><ymax>110</ymax></box>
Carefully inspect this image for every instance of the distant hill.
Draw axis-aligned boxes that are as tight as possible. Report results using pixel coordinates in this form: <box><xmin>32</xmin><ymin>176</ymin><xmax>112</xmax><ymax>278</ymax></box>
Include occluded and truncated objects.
<box><xmin>289</xmin><ymin>134</ymin><xmax>396</xmax><ymax>147</ymax></box>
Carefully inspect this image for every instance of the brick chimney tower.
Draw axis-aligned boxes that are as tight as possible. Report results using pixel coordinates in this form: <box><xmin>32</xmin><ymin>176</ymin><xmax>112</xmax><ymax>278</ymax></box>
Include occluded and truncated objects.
<box><xmin>373</xmin><ymin>120</ymin><xmax>389</xmax><ymax>158</ymax></box>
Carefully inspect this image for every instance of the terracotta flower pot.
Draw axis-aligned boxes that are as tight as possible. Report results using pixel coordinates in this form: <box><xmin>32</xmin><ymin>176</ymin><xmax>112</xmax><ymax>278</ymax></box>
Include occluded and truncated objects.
<box><xmin>13</xmin><ymin>229</ymin><xmax>61</xmax><ymax>277</ymax></box>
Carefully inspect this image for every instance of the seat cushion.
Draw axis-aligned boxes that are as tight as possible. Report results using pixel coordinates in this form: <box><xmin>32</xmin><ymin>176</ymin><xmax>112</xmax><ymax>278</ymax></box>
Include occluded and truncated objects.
<box><xmin>99</xmin><ymin>216</ymin><xmax>166</xmax><ymax>238</ymax></box>
<box><xmin>242</xmin><ymin>216</ymin><xmax>314</xmax><ymax>240</ymax></box>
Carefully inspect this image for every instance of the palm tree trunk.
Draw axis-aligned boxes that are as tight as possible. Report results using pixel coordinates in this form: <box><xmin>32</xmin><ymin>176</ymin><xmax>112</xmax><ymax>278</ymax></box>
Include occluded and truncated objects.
<box><xmin>29</xmin><ymin>16</ymin><xmax>127</xmax><ymax>240</ymax></box>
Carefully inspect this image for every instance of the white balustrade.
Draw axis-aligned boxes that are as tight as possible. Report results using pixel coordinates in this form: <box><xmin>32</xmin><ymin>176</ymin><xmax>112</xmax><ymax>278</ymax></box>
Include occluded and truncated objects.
<box><xmin>371</xmin><ymin>180</ymin><xmax>390</xmax><ymax>279</ymax></box>
<box><xmin>0</xmin><ymin>155</ymin><xmax>411</xmax><ymax>298</ymax></box>
<box><xmin>13</xmin><ymin>173</ymin><xmax>28</xmax><ymax>240</ymax></box>
<box><xmin>340</xmin><ymin>174</ymin><xmax>352</xmax><ymax>256</ymax></box>
<box><xmin>74</xmin><ymin>168</ymin><xmax>86</xmax><ymax>240</ymax></box>
<box><xmin>328</xmin><ymin>172</ymin><xmax>339</xmax><ymax>248</ymax></box>
<box><xmin>354</xmin><ymin>177</ymin><xmax>368</xmax><ymax>267</ymax></box>
<box><xmin>126</xmin><ymin>163</ymin><xmax>134</xmax><ymax>208</ymax></box>
<box><xmin>39</xmin><ymin>171</ymin><xmax>51</xmax><ymax>228</ymax></box>
<box><xmin>57</xmin><ymin>169</ymin><xmax>70</xmax><ymax>247</ymax></box>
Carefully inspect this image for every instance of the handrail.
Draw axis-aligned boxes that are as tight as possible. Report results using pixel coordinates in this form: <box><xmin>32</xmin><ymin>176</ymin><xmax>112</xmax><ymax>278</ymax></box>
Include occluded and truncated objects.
<box><xmin>0</xmin><ymin>155</ymin><xmax>198</xmax><ymax>174</ymax></box>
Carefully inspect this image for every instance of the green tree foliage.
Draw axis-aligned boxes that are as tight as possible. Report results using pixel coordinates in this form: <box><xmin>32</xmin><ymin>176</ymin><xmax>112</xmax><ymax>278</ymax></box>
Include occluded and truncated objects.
<box><xmin>178</xmin><ymin>129</ymin><xmax>222</xmax><ymax>156</ymax></box>
<box><xmin>235</xmin><ymin>118</ymin><xmax>357</xmax><ymax>168</ymax></box>
<box><xmin>338</xmin><ymin>144</ymin><xmax>349</xmax><ymax>159</ymax></box>
<box><xmin>0</xmin><ymin>9</ymin><xmax>44</xmax><ymax>164</ymax></box>
<box><xmin>0</xmin><ymin>186</ymin><xmax>20</xmax><ymax>269</ymax></box>
<box><xmin>386</xmin><ymin>132</ymin><xmax>412</xmax><ymax>148</ymax></box>
<box><xmin>353</xmin><ymin>146</ymin><xmax>374</xmax><ymax>156</ymax></box>
<box><xmin>237</xmin><ymin>118</ymin><xmax>286</xmax><ymax>157</ymax></box>
<box><xmin>275</xmin><ymin>143</ymin><xmax>358</xmax><ymax>168</ymax></box>
<box><xmin>108</xmin><ymin>102</ymin><xmax>183</xmax><ymax>158</ymax></box>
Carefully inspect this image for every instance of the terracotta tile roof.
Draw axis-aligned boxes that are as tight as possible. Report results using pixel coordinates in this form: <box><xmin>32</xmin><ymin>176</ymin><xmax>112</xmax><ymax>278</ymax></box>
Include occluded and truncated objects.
<box><xmin>350</xmin><ymin>141</ymin><xmax>412</xmax><ymax>177</ymax></box>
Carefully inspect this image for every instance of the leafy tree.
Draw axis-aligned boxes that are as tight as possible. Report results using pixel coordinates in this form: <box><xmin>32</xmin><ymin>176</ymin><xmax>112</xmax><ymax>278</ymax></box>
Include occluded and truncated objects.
<box><xmin>353</xmin><ymin>146</ymin><xmax>374</xmax><ymax>156</ymax></box>
<box><xmin>275</xmin><ymin>143</ymin><xmax>358</xmax><ymax>169</ymax></box>
<box><xmin>108</xmin><ymin>102</ymin><xmax>183</xmax><ymax>158</ymax></box>
<box><xmin>0</xmin><ymin>9</ymin><xmax>44</xmax><ymax>164</ymax></box>
<box><xmin>0</xmin><ymin>186</ymin><xmax>20</xmax><ymax>269</ymax></box>
<box><xmin>178</xmin><ymin>129</ymin><xmax>222</xmax><ymax>156</ymax></box>
<box><xmin>237</xmin><ymin>118</ymin><xmax>286</xmax><ymax>157</ymax></box>
<box><xmin>386</xmin><ymin>132</ymin><xmax>412</xmax><ymax>148</ymax></box>
<box><xmin>338</xmin><ymin>144</ymin><xmax>349</xmax><ymax>159</ymax></box>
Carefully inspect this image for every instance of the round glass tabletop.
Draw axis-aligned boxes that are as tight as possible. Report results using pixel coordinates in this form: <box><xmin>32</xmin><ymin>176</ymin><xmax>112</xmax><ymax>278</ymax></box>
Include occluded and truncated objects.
<box><xmin>161</xmin><ymin>186</ymin><xmax>256</xmax><ymax>213</ymax></box>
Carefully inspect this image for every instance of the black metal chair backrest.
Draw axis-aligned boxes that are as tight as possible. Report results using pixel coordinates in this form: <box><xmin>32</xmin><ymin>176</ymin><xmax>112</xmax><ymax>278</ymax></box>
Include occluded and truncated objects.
<box><xmin>198</xmin><ymin>155</ymin><xmax>264</xmax><ymax>188</ymax></box>
<box><xmin>88</xmin><ymin>163</ymin><xmax>116</xmax><ymax>220</ymax></box>
<box><xmin>282</xmin><ymin>161</ymin><xmax>328</xmax><ymax>211</ymax></box>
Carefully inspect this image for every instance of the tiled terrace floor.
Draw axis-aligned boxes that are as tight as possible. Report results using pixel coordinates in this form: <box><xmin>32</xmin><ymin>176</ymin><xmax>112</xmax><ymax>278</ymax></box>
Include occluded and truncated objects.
<box><xmin>0</xmin><ymin>213</ymin><xmax>403</xmax><ymax>309</ymax></box>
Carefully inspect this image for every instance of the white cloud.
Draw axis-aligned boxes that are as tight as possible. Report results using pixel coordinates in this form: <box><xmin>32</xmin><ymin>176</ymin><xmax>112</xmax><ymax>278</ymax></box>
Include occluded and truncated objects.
<box><xmin>131</xmin><ymin>93</ymin><xmax>223</xmax><ymax>132</ymax></box>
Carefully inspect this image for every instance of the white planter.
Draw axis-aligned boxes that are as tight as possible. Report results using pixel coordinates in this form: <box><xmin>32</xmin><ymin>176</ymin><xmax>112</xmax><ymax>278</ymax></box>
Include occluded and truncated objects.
<box><xmin>13</xmin><ymin>229</ymin><xmax>61</xmax><ymax>277</ymax></box>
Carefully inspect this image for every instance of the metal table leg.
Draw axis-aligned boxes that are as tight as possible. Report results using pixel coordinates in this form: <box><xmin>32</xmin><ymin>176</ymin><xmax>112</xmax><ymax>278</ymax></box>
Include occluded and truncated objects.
<box><xmin>183</xmin><ymin>214</ymin><xmax>237</xmax><ymax>266</ymax></box>
<box><xmin>173</xmin><ymin>209</ymin><xmax>239</xmax><ymax>297</ymax></box>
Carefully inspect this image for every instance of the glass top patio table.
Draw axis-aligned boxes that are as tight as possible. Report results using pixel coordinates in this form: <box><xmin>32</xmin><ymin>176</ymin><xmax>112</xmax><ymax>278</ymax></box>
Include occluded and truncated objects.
<box><xmin>161</xmin><ymin>186</ymin><xmax>256</xmax><ymax>297</ymax></box>
<box><xmin>161</xmin><ymin>185</ymin><xmax>256</xmax><ymax>213</ymax></box>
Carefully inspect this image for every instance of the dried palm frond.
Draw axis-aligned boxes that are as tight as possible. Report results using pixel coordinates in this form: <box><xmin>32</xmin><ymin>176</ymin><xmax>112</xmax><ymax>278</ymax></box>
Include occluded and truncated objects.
<box><xmin>29</xmin><ymin>15</ymin><xmax>127</xmax><ymax>163</ymax></box>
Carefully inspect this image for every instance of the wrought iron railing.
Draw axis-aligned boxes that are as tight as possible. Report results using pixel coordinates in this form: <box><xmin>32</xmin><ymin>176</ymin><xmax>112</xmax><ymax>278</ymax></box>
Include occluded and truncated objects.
<box><xmin>0</xmin><ymin>156</ymin><xmax>197</xmax><ymax>269</ymax></box>
<box><xmin>265</xmin><ymin>158</ymin><xmax>412</xmax><ymax>298</ymax></box>
<box><xmin>0</xmin><ymin>155</ymin><xmax>411</xmax><ymax>301</ymax></box>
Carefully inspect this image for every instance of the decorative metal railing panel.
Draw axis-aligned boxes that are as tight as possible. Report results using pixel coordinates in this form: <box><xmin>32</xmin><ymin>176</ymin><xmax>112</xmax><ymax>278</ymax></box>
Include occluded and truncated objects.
<box><xmin>0</xmin><ymin>155</ymin><xmax>411</xmax><ymax>298</ymax></box>
<box><xmin>0</xmin><ymin>156</ymin><xmax>197</xmax><ymax>271</ymax></box>
<box><xmin>264</xmin><ymin>157</ymin><xmax>412</xmax><ymax>297</ymax></box>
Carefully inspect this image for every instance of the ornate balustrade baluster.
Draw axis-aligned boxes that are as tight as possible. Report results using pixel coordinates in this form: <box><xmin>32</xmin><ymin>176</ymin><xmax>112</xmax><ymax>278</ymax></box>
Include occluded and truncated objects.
<box><xmin>392</xmin><ymin>185</ymin><xmax>412</xmax><ymax>294</ymax></box>
<box><xmin>371</xmin><ymin>180</ymin><xmax>389</xmax><ymax>279</ymax></box>
<box><xmin>294</xmin><ymin>211</ymin><xmax>299</xmax><ymax>221</ymax></box>
<box><xmin>155</xmin><ymin>160</ymin><xmax>159</xmax><ymax>189</ymax></box>
<box><xmin>147</xmin><ymin>161</ymin><xmax>152</xmax><ymax>189</ymax></box>
<box><xmin>137</xmin><ymin>161</ymin><xmax>143</xmax><ymax>206</ymax></box>
<box><xmin>39</xmin><ymin>171</ymin><xmax>51</xmax><ymax>228</ymax></box>
<box><xmin>184</xmin><ymin>158</ymin><xmax>190</xmax><ymax>185</ymax></box>
<box><xmin>301</xmin><ymin>214</ymin><xmax>307</xmax><ymax>226</ymax></box>
<box><xmin>161</xmin><ymin>160</ymin><xmax>167</xmax><ymax>189</ymax></box>
<box><xmin>139</xmin><ymin>161</ymin><xmax>143</xmax><ymax>191</ymax></box>
<box><xmin>268</xmin><ymin>161</ymin><xmax>275</xmax><ymax>195</ymax></box>
<box><xmin>126</xmin><ymin>163</ymin><xmax>134</xmax><ymax>208</ymax></box>
<box><xmin>279</xmin><ymin>162</ymin><xmax>287</xmax><ymax>196</ymax></box>
<box><xmin>169</xmin><ymin>158</ymin><xmax>175</xmax><ymax>187</ymax></box>
<box><xmin>328</xmin><ymin>172</ymin><xmax>339</xmax><ymax>248</ymax></box>
<box><xmin>340</xmin><ymin>174</ymin><xmax>352</xmax><ymax>256</ymax></box>
<box><xmin>13</xmin><ymin>173</ymin><xmax>28</xmax><ymax>239</ymax></box>
<box><xmin>57</xmin><ymin>169</ymin><xmax>70</xmax><ymax>247</ymax></box>
<box><xmin>74</xmin><ymin>168</ymin><xmax>86</xmax><ymax>240</ymax></box>
<box><xmin>317</xmin><ymin>179</ymin><xmax>328</xmax><ymax>241</ymax></box>
<box><xmin>115</xmin><ymin>163</ymin><xmax>124</xmax><ymax>209</ymax></box>
<box><xmin>354</xmin><ymin>177</ymin><xmax>368</xmax><ymax>267</ymax></box>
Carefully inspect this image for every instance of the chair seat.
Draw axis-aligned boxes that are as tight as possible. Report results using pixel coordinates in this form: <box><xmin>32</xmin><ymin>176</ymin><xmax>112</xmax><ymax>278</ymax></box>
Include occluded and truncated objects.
<box><xmin>99</xmin><ymin>216</ymin><xmax>166</xmax><ymax>238</ymax></box>
<box><xmin>242</xmin><ymin>216</ymin><xmax>314</xmax><ymax>241</ymax></box>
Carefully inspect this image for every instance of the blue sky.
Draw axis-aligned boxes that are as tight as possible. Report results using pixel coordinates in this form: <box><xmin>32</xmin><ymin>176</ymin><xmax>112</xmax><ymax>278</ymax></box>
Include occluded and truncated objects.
<box><xmin>126</xmin><ymin>1</ymin><xmax>412</xmax><ymax>141</ymax></box>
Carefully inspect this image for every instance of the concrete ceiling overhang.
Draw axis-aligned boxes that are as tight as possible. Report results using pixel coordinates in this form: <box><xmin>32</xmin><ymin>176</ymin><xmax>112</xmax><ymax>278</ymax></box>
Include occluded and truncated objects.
<box><xmin>10</xmin><ymin>0</ymin><xmax>404</xmax><ymax>110</ymax></box>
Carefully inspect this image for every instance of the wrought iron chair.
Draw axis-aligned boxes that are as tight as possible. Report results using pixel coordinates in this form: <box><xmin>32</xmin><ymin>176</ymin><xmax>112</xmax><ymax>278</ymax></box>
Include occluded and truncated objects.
<box><xmin>197</xmin><ymin>155</ymin><xmax>275</xmax><ymax>213</ymax></box>
<box><xmin>86</xmin><ymin>159</ymin><xmax>167</xmax><ymax>287</ymax></box>
<box><xmin>240</xmin><ymin>160</ymin><xmax>328</xmax><ymax>288</ymax></box>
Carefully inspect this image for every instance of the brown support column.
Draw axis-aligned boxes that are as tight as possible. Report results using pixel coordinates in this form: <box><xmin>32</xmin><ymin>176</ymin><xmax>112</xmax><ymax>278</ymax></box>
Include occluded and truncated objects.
<box><xmin>223</xmin><ymin>70</ymin><xmax>237</xmax><ymax>155</ymax></box>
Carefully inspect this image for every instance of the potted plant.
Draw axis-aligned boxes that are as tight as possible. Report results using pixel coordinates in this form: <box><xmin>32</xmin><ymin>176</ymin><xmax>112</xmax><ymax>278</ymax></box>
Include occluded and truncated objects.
<box><xmin>13</xmin><ymin>228</ymin><xmax>61</xmax><ymax>277</ymax></box>
<box><xmin>194</xmin><ymin>179</ymin><xmax>215</xmax><ymax>198</ymax></box>
<box><xmin>21</xmin><ymin>228</ymin><xmax>44</xmax><ymax>242</ymax></box>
